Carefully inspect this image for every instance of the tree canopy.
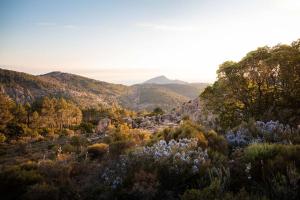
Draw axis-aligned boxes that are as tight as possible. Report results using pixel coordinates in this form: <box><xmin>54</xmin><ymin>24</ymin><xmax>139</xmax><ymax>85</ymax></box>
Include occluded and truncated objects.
<box><xmin>201</xmin><ymin>39</ymin><xmax>300</xmax><ymax>129</ymax></box>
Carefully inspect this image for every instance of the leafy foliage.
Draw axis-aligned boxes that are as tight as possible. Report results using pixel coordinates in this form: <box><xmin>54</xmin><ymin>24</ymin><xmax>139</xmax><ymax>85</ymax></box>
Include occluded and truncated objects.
<box><xmin>201</xmin><ymin>39</ymin><xmax>300</xmax><ymax>129</ymax></box>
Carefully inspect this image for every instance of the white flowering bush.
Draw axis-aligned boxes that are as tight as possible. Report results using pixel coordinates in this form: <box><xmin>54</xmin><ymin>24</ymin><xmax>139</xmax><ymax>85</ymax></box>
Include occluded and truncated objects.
<box><xmin>226</xmin><ymin>128</ymin><xmax>252</xmax><ymax>147</ymax></box>
<box><xmin>134</xmin><ymin>138</ymin><xmax>209</xmax><ymax>174</ymax></box>
<box><xmin>255</xmin><ymin>120</ymin><xmax>295</xmax><ymax>142</ymax></box>
<box><xmin>100</xmin><ymin>138</ymin><xmax>210</xmax><ymax>189</ymax></box>
<box><xmin>226</xmin><ymin>120</ymin><xmax>298</xmax><ymax>147</ymax></box>
<box><xmin>101</xmin><ymin>155</ymin><xmax>129</xmax><ymax>189</ymax></box>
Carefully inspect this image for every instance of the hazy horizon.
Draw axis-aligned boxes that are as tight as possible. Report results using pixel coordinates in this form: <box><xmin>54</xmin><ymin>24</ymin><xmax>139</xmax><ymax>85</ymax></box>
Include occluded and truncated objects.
<box><xmin>1</xmin><ymin>0</ymin><xmax>300</xmax><ymax>84</ymax></box>
<box><xmin>0</xmin><ymin>66</ymin><xmax>209</xmax><ymax>85</ymax></box>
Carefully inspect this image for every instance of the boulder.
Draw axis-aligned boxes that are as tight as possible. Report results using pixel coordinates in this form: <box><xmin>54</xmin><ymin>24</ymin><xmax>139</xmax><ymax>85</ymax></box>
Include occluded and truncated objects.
<box><xmin>96</xmin><ymin>118</ymin><xmax>111</xmax><ymax>134</ymax></box>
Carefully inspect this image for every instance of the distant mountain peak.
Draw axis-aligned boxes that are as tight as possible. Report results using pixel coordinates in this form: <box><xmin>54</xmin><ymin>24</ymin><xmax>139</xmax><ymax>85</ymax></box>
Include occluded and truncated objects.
<box><xmin>41</xmin><ymin>71</ymin><xmax>64</xmax><ymax>76</ymax></box>
<box><xmin>156</xmin><ymin>75</ymin><xmax>167</xmax><ymax>79</ymax></box>
<box><xmin>144</xmin><ymin>75</ymin><xmax>188</xmax><ymax>85</ymax></box>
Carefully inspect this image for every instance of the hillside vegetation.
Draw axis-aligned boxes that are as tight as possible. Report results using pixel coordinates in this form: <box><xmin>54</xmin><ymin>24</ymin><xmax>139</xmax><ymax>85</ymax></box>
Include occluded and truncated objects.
<box><xmin>0</xmin><ymin>39</ymin><xmax>300</xmax><ymax>200</ymax></box>
<box><xmin>0</xmin><ymin>69</ymin><xmax>207</xmax><ymax>111</ymax></box>
<box><xmin>201</xmin><ymin>39</ymin><xmax>300</xmax><ymax>129</ymax></box>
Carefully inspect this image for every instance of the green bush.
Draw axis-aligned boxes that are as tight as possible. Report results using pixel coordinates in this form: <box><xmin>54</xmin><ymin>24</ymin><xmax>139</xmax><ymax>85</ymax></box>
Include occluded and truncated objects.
<box><xmin>70</xmin><ymin>135</ymin><xmax>87</xmax><ymax>152</ymax></box>
<box><xmin>0</xmin><ymin>133</ymin><xmax>6</xmax><ymax>143</ymax></box>
<box><xmin>153</xmin><ymin>120</ymin><xmax>208</xmax><ymax>148</ymax></box>
<box><xmin>151</xmin><ymin>107</ymin><xmax>164</xmax><ymax>115</ymax></box>
<box><xmin>181</xmin><ymin>189</ymin><xmax>202</xmax><ymax>200</ymax></box>
<box><xmin>62</xmin><ymin>144</ymin><xmax>76</xmax><ymax>153</ymax></box>
<box><xmin>40</xmin><ymin>127</ymin><xmax>55</xmax><ymax>136</ymax></box>
<box><xmin>206</xmin><ymin>130</ymin><xmax>228</xmax><ymax>154</ymax></box>
<box><xmin>109</xmin><ymin>140</ymin><xmax>134</xmax><ymax>156</ymax></box>
<box><xmin>23</xmin><ymin>183</ymin><xmax>59</xmax><ymax>200</ymax></box>
<box><xmin>78</xmin><ymin>122</ymin><xmax>94</xmax><ymax>134</ymax></box>
<box><xmin>87</xmin><ymin>143</ymin><xmax>109</xmax><ymax>159</ymax></box>
<box><xmin>181</xmin><ymin>179</ymin><xmax>221</xmax><ymax>200</ymax></box>
<box><xmin>5</xmin><ymin>122</ymin><xmax>26</xmax><ymax>137</ymax></box>
<box><xmin>0</xmin><ymin>165</ymin><xmax>42</xmax><ymax>199</ymax></box>
<box><xmin>243</xmin><ymin>143</ymin><xmax>299</xmax><ymax>162</ymax></box>
<box><xmin>243</xmin><ymin>143</ymin><xmax>300</xmax><ymax>199</ymax></box>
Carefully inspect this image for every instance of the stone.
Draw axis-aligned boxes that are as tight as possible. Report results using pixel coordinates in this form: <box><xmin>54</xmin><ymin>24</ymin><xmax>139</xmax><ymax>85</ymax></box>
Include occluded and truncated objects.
<box><xmin>96</xmin><ymin>118</ymin><xmax>111</xmax><ymax>134</ymax></box>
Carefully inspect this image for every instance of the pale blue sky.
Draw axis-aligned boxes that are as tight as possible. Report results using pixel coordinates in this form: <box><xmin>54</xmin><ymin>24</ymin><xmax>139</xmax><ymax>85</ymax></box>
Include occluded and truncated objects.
<box><xmin>1</xmin><ymin>0</ymin><xmax>300</xmax><ymax>84</ymax></box>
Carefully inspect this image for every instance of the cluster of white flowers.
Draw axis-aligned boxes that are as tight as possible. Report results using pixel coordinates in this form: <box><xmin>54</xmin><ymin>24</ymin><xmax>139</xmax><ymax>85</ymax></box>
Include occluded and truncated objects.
<box><xmin>100</xmin><ymin>138</ymin><xmax>209</xmax><ymax>189</ymax></box>
<box><xmin>136</xmin><ymin>138</ymin><xmax>209</xmax><ymax>174</ymax></box>
<box><xmin>101</xmin><ymin>156</ymin><xmax>129</xmax><ymax>189</ymax></box>
<box><xmin>226</xmin><ymin>120</ymin><xmax>297</xmax><ymax>146</ymax></box>
<box><xmin>245</xmin><ymin>162</ymin><xmax>252</xmax><ymax>180</ymax></box>
<box><xmin>256</xmin><ymin>120</ymin><xmax>291</xmax><ymax>134</ymax></box>
<box><xmin>226</xmin><ymin>128</ymin><xmax>251</xmax><ymax>146</ymax></box>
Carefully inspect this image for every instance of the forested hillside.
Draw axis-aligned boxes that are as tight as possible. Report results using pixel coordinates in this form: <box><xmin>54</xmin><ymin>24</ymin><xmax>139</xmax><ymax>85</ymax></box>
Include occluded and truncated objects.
<box><xmin>0</xmin><ymin>69</ymin><xmax>206</xmax><ymax>111</ymax></box>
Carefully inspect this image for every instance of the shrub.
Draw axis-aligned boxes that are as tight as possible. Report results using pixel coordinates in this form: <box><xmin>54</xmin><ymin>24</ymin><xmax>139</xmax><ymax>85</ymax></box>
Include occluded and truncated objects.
<box><xmin>70</xmin><ymin>135</ymin><xmax>86</xmax><ymax>151</ymax></box>
<box><xmin>206</xmin><ymin>130</ymin><xmax>228</xmax><ymax>154</ymax></box>
<box><xmin>243</xmin><ymin>143</ymin><xmax>300</xmax><ymax>199</ymax></box>
<box><xmin>181</xmin><ymin>189</ymin><xmax>202</xmax><ymax>200</ymax></box>
<box><xmin>60</xmin><ymin>129</ymin><xmax>75</xmax><ymax>136</ymax></box>
<box><xmin>0</xmin><ymin>133</ymin><xmax>6</xmax><ymax>143</ymax></box>
<box><xmin>5</xmin><ymin>122</ymin><xmax>26</xmax><ymax>137</ymax></box>
<box><xmin>109</xmin><ymin>140</ymin><xmax>134</xmax><ymax>156</ymax></box>
<box><xmin>225</xmin><ymin>120</ymin><xmax>300</xmax><ymax>147</ymax></box>
<box><xmin>77</xmin><ymin>122</ymin><xmax>94</xmax><ymax>134</ymax></box>
<box><xmin>0</xmin><ymin>165</ymin><xmax>42</xmax><ymax>199</ymax></box>
<box><xmin>23</xmin><ymin>183</ymin><xmax>59</xmax><ymax>200</ymax></box>
<box><xmin>154</xmin><ymin>120</ymin><xmax>208</xmax><ymax>149</ymax></box>
<box><xmin>62</xmin><ymin>144</ymin><xmax>76</xmax><ymax>153</ymax></box>
<box><xmin>129</xmin><ymin>170</ymin><xmax>159</xmax><ymax>199</ymax></box>
<box><xmin>181</xmin><ymin>179</ymin><xmax>221</xmax><ymax>200</ymax></box>
<box><xmin>87</xmin><ymin>143</ymin><xmax>109</xmax><ymax>159</ymax></box>
<box><xmin>40</xmin><ymin>128</ymin><xmax>55</xmax><ymax>136</ymax></box>
<box><xmin>151</xmin><ymin>107</ymin><xmax>164</xmax><ymax>115</ymax></box>
<box><xmin>244</xmin><ymin>143</ymin><xmax>279</xmax><ymax>161</ymax></box>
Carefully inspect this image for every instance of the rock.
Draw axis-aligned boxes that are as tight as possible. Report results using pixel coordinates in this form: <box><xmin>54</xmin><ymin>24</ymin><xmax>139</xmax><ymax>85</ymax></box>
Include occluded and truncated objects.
<box><xmin>96</xmin><ymin>118</ymin><xmax>111</xmax><ymax>134</ymax></box>
<box><xmin>179</xmin><ymin>97</ymin><xmax>216</xmax><ymax>129</ymax></box>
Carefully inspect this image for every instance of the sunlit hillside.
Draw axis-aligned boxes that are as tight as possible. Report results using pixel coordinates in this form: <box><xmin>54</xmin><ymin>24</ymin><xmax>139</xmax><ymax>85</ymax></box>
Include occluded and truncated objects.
<box><xmin>1</xmin><ymin>0</ymin><xmax>300</xmax><ymax>200</ymax></box>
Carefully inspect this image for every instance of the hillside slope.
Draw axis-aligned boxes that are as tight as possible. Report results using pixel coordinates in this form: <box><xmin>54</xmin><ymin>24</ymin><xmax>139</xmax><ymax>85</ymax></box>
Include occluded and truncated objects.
<box><xmin>0</xmin><ymin>68</ymin><xmax>209</xmax><ymax>111</ymax></box>
<box><xmin>0</xmin><ymin>69</ymin><xmax>128</xmax><ymax>107</ymax></box>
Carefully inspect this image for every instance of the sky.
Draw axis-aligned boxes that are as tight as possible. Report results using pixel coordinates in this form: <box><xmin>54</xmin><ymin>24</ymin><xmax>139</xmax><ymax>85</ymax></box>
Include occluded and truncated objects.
<box><xmin>0</xmin><ymin>0</ymin><xmax>300</xmax><ymax>85</ymax></box>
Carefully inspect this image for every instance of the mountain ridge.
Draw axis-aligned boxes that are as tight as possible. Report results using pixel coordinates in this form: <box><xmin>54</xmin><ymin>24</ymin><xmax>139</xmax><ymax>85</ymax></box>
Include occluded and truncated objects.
<box><xmin>143</xmin><ymin>75</ymin><xmax>188</xmax><ymax>85</ymax></box>
<box><xmin>0</xmin><ymin>68</ymin><xmax>209</xmax><ymax>111</ymax></box>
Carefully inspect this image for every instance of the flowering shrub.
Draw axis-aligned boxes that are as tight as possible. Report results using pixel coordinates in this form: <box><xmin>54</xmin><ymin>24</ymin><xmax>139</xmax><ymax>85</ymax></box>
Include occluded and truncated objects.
<box><xmin>255</xmin><ymin>120</ymin><xmax>296</xmax><ymax>143</ymax></box>
<box><xmin>101</xmin><ymin>155</ymin><xmax>130</xmax><ymax>189</ymax></box>
<box><xmin>137</xmin><ymin>138</ymin><xmax>208</xmax><ymax>170</ymax></box>
<box><xmin>226</xmin><ymin>128</ymin><xmax>252</xmax><ymax>147</ymax></box>
<box><xmin>226</xmin><ymin>120</ymin><xmax>299</xmax><ymax>147</ymax></box>
<box><xmin>153</xmin><ymin>120</ymin><xmax>208</xmax><ymax>149</ymax></box>
<box><xmin>100</xmin><ymin>138</ymin><xmax>209</xmax><ymax>190</ymax></box>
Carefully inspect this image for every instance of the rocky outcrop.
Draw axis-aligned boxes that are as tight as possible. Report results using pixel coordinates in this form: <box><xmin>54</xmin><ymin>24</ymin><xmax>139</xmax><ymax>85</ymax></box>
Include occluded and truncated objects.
<box><xmin>123</xmin><ymin>113</ymin><xmax>181</xmax><ymax>133</ymax></box>
<box><xmin>96</xmin><ymin>118</ymin><xmax>111</xmax><ymax>134</ymax></box>
<box><xmin>179</xmin><ymin>97</ymin><xmax>216</xmax><ymax>128</ymax></box>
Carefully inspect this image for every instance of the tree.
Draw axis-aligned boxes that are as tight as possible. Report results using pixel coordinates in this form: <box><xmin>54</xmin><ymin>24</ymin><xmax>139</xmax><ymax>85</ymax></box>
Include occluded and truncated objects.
<box><xmin>0</xmin><ymin>93</ymin><xmax>15</xmax><ymax>130</ymax></box>
<box><xmin>152</xmin><ymin>107</ymin><xmax>164</xmax><ymax>115</ymax></box>
<box><xmin>30</xmin><ymin>111</ymin><xmax>40</xmax><ymax>129</ymax></box>
<box><xmin>40</xmin><ymin>97</ymin><xmax>56</xmax><ymax>128</ymax></box>
<box><xmin>201</xmin><ymin>39</ymin><xmax>300</xmax><ymax>129</ymax></box>
<box><xmin>13</xmin><ymin>104</ymin><xmax>27</xmax><ymax>124</ymax></box>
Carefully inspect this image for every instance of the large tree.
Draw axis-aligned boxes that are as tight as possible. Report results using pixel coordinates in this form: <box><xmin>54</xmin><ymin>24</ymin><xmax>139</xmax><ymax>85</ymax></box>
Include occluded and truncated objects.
<box><xmin>201</xmin><ymin>39</ymin><xmax>300</xmax><ymax>129</ymax></box>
